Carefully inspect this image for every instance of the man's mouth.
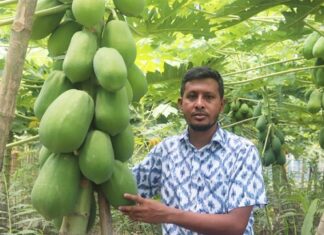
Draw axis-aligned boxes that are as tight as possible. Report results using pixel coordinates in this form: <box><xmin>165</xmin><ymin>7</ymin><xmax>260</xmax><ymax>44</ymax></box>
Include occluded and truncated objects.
<box><xmin>192</xmin><ymin>112</ymin><xmax>208</xmax><ymax>119</ymax></box>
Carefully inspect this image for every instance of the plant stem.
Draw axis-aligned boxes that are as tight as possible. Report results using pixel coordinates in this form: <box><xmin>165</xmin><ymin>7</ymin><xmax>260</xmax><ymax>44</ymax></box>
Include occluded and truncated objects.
<box><xmin>0</xmin><ymin>4</ymin><xmax>69</xmax><ymax>27</ymax></box>
<box><xmin>223</xmin><ymin>116</ymin><xmax>259</xmax><ymax>128</ymax></box>
<box><xmin>223</xmin><ymin>58</ymin><xmax>303</xmax><ymax>77</ymax></box>
<box><xmin>2</xmin><ymin>172</ymin><xmax>12</xmax><ymax>233</ymax></box>
<box><xmin>0</xmin><ymin>0</ymin><xmax>17</xmax><ymax>7</ymax></box>
<box><xmin>225</xmin><ymin>65</ymin><xmax>324</xmax><ymax>86</ymax></box>
<box><xmin>5</xmin><ymin>135</ymin><xmax>39</xmax><ymax>149</ymax></box>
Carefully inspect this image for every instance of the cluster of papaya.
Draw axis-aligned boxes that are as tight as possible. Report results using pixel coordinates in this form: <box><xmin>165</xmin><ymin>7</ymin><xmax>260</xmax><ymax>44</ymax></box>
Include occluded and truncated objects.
<box><xmin>302</xmin><ymin>31</ymin><xmax>324</xmax><ymax>150</ymax></box>
<box><xmin>30</xmin><ymin>0</ymin><xmax>147</xmax><ymax>232</ymax></box>
<box><xmin>254</xmin><ymin>104</ymin><xmax>286</xmax><ymax>167</ymax></box>
<box><xmin>228</xmin><ymin>99</ymin><xmax>254</xmax><ymax>122</ymax></box>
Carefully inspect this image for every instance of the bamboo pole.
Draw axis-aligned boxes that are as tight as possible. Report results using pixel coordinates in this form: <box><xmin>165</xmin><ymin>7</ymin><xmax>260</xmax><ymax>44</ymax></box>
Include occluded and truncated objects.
<box><xmin>0</xmin><ymin>0</ymin><xmax>37</xmax><ymax>173</ymax></box>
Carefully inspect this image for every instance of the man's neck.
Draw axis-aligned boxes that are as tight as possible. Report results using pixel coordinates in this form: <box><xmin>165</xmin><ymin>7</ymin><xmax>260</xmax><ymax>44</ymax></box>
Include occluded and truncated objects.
<box><xmin>188</xmin><ymin>124</ymin><xmax>218</xmax><ymax>149</ymax></box>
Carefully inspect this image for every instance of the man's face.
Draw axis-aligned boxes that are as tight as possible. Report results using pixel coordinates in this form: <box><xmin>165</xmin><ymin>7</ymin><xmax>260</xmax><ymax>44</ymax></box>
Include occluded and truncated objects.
<box><xmin>178</xmin><ymin>78</ymin><xmax>224</xmax><ymax>132</ymax></box>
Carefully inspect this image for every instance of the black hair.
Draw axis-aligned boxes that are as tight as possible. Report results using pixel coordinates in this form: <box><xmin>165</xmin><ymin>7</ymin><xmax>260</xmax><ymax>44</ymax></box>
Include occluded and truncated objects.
<box><xmin>180</xmin><ymin>66</ymin><xmax>224</xmax><ymax>98</ymax></box>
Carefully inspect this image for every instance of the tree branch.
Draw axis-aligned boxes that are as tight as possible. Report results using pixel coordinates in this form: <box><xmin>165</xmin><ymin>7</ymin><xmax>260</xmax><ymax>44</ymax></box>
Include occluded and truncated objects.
<box><xmin>0</xmin><ymin>0</ymin><xmax>37</xmax><ymax>172</ymax></box>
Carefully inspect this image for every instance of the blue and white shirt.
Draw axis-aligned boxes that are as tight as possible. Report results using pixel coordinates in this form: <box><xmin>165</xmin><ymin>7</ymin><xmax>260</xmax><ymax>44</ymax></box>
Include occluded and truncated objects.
<box><xmin>133</xmin><ymin>126</ymin><xmax>267</xmax><ymax>235</ymax></box>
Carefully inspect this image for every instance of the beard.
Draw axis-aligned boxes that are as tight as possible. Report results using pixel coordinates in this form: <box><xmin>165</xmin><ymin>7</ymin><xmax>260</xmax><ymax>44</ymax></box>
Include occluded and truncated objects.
<box><xmin>189</xmin><ymin>119</ymin><xmax>217</xmax><ymax>132</ymax></box>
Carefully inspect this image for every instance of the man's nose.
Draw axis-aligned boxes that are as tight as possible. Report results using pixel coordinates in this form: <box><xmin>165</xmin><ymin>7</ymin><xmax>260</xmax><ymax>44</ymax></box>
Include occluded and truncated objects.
<box><xmin>195</xmin><ymin>96</ymin><xmax>205</xmax><ymax>109</ymax></box>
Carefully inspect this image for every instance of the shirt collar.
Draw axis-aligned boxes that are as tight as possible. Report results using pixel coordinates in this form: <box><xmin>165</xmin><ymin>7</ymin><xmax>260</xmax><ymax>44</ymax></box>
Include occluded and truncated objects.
<box><xmin>179</xmin><ymin>123</ymin><xmax>226</xmax><ymax>148</ymax></box>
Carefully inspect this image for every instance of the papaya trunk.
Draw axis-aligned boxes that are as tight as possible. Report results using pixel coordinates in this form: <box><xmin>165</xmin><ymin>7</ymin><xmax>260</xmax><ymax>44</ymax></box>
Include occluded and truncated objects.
<box><xmin>0</xmin><ymin>0</ymin><xmax>37</xmax><ymax>172</ymax></box>
<box><xmin>98</xmin><ymin>189</ymin><xmax>113</xmax><ymax>234</ymax></box>
<box><xmin>316</xmin><ymin>212</ymin><xmax>324</xmax><ymax>235</ymax></box>
<box><xmin>59</xmin><ymin>179</ymin><xmax>92</xmax><ymax>235</ymax></box>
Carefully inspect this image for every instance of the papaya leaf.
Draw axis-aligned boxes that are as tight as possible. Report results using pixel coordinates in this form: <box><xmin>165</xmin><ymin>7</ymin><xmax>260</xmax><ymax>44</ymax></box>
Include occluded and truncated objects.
<box><xmin>138</xmin><ymin>0</ymin><xmax>214</xmax><ymax>39</ymax></box>
<box><xmin>146</xmin><ymin>62</ymin><xmax>189</xmax><ymax>84</ymax></box>
<box><xmin>211</xmin><ymin>0</ymin><xmax>286</xmax><ymax>30</ymax></box>
<box><xmin>301</xmin><ymin>198</ymin><xmax>319</xmax><ymax>235</ymax></box>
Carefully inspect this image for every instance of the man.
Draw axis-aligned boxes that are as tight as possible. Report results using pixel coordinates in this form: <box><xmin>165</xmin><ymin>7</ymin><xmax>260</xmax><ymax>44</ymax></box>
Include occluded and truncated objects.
<box><xmin>119</xmin><ymin>66</ymin><xmax>267</xmax><ymax>235</ymax></box>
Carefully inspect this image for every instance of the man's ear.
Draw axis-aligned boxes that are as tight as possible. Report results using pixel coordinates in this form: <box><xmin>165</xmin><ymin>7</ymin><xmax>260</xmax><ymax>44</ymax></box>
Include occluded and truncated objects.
<box><xmin>220</xmin><ymin>98</ymin><xmax>226</xmax><ymax>112</ymax></box>
<box><xmin>177</xmin><ymin>97</ymin><xmax>183</xmax><ymax>111</ymax></box>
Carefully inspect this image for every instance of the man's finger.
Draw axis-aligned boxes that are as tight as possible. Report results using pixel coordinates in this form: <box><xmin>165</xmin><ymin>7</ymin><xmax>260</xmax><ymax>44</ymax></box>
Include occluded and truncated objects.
<box><xmin>124</xmin><ymin>193</ymin><xmax>145</xmax><ymax>204</ymax></box>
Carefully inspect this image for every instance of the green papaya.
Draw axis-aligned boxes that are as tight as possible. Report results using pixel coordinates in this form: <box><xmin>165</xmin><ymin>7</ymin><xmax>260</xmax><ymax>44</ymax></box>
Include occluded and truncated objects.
<box><xmin>306</xmin><ymin>89</ymin><xmax>322</xmax><ymax>114</ymax></box>
<box><xmin>79</xmin><ymin>130</ymin><xmax>115</xmax><ymax>184</ymax></box>
<box><xmin>313</xmin><ymin>36</ymin><xmax>324</xmax><ymax>59</ymax></box>
<box><xmin>263</xmin><ymin>148</ymin><xmax>275</xmax><ymax>167</ymax></box>
<box><xmin>274</xmin><ymin>128</ymin><xmax>285</xmax><ymax>144</ymax></box>
<box><xmin>75</xmin><ymin>74</ymin><xmax>98</xmax><ymax>100</ymax></box>
<box><xmin>39</xmin><ymin>89</ymin><xmax>94</xmax><ymax>153</ymax></box>
<box><xmin>95</xmin><ymin>87</ymin><xmax>130</xmax><ymax>136</ymax></box>
<box><xmin>125</xmin><ymin>79</ymin><xmax>133</xmax><ymax>103</ymax></box>
<box><xmin>31</xmin><ymin>153</ymin><xmax>80</xmax><ymax>220</ymax></box>
<box><xmin>230</xmin><ymin>100</ymin><xmax>240</xmax><ymax>112</ymax></box>
<box><xmin>38</xmin><ymin>146</ymin><xmax>52</xmax><ymax>168</ymax></box>
<box><xmin>47</xmin><ymin>21</ymin><xmax>82</xmax><ymax>57</ymax></box>
<box><xmin>72</xmin><ymin>0</ymin><xmax>105</xmax><ymax>27</ymax></box>
<box><xmin>253</xmin><ymin>102</ymin><xmax>262</xmax><ymax>117</ymax></box>
<box><xmin>258</xmin><ymin>130</ymin><xmax>267</xmax><ymax>142</ymax></box>
<box><xmin>34</xmin><ymin>70</ymin><xmax>73</xmax><ymax>120</ymax></box>
<box><xmin>319</xmin><ymin>128</ymin><xmax>324</xmax><ymax>149</ymax></box>
<box><xmin>234</xmin><ymin>109</ymin><xmax>243</xmax><ymax>121</ymax></box>
<box><xmin>303</xmin><ymin>32</ymin><xmax>321</xmax><ymax>59</ymax></box>
<box><xmin>312</xmin><ymin>58</ymin><xmax>324</xmax><ymax>84</ymax></box>
<box><xmin>238</xmin><ymin>103</ymin><xmax>250</xmax><ymax>115</ymax></box>
<box><xmin>52</xmin><ymin>59</ymin><xmax>63</xmax><ymax>70</ymax></box>
<box><xmin>100</xmin><ymin>160</ymin><xmax>138</xmax><ymax>209</ymax></box>
<box><xmin>31</xmin><ymin>0</ymin><xmax>65</xmax><ymax>40</ymax></box>
<box><xmin>271</xmin><ymin>135</ymin><xmax>282</xmax><ymax>154</ymax></box>
<box><xmin>113</xmin><ymin>0</ymin><xmax>145</xmax><ymax>17</ymax></box>
<box><xmin>223</xmin><ymin>102</ymin><xmax>231</xmax><ymax>114</ymax></box>
<box><xmin>101</xmin><ymin>20</ymin><xmax>136</xmax><ymax>67</ymax></box>
<box><xmin>63</xmin><ymin>30</ymin><xmax>98</xmax><ymax>83</ymax></box>
<box><xmin>315</xmin><ymin>68</ymin><xmax>324</xmax><ymax>86</ymax></box>
<box><xmin>111</xmin><ymin>124</ymin><xmax>134</xmax><ymax>162</ymax></box>
<box><xmin>256</xmin><ymin>115</ymin><xmax>267</xmax><ymax>132</ymax></box>
<box><xmin>127</xmin><ymin>64</ymin><xmax>148</xmax><ymax>102</ymax></box>
<box><xmin>93</xmin><ymin>47</ymin><xmax>127</xmax><ymax>92</ymax></box>
<box><xmin>275</xmin><ymin>149</ymin><xmax>286</xmax><ymax>165</ymax></box>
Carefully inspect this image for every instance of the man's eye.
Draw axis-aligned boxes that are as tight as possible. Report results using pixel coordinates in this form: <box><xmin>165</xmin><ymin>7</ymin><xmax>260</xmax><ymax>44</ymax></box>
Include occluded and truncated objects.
<box><xmin>187</xmin><ymin>94</ymin><xmax>196</xmax><ymax>99</ymax></box>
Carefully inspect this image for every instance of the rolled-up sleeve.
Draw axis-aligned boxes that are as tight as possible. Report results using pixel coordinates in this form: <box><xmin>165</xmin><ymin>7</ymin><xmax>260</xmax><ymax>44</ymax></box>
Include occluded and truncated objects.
<box><xmin>227</xmin><ymin>145</ymin><xmax>268</xmax><ymax>211</ymax></box>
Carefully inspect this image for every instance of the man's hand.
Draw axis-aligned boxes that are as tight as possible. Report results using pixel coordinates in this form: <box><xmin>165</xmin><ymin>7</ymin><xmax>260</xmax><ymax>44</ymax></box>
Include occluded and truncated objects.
<box><xmin>118</xmin><ymin>194</ymin><xmax>174</xmax><ymax>224</ymax></box>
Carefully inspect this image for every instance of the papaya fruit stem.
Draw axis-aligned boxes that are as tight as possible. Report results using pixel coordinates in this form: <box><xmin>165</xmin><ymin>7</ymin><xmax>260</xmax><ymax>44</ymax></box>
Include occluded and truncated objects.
<box><xmin>304</xmin><ymin>22</ymin><xmax>324</xmax><ymax>37</ymax></box>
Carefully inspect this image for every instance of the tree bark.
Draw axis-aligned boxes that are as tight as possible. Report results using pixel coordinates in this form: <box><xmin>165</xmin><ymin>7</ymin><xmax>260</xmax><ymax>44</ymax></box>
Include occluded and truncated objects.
<box><xmin>316</xmin><ymin>212</ymin><xmax>324</xmax><ymax>235</ymax></box>
<box><xmin>98</xmin><ymin>190</ymin><xmax>113</xmax><ymax>235</ymax></box>
<box><xmin>0</xmin><ymin>0</ymin><xmax>37</xmax><ymax>173</ymax></box>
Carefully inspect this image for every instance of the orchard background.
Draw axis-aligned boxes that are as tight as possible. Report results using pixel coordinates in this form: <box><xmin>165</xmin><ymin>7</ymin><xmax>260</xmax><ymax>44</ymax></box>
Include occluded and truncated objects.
<box><xmin>0</xmin><ymin>0</ymin><xmax>324</xmax><ymax>234</ymax></box>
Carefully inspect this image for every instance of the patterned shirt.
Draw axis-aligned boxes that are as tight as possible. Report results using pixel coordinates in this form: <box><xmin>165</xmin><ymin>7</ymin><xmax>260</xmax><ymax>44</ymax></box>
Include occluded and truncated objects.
<box><xmin>133</xmin><ymin>126</ymin><xmax>267</xmax><ymax>235</ymax></box>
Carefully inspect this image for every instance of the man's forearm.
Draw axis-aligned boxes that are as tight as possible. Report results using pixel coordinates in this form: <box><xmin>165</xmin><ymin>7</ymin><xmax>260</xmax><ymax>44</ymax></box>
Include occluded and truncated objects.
<box><xmin>164</xmin><ymin>206</ymin><xmax>252</xmax><ymax>235</ymax></box>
